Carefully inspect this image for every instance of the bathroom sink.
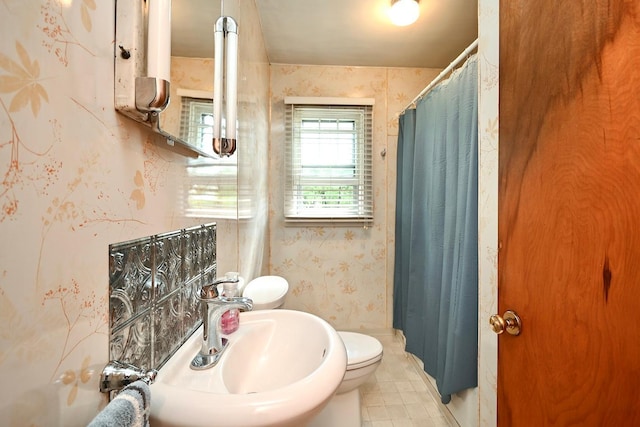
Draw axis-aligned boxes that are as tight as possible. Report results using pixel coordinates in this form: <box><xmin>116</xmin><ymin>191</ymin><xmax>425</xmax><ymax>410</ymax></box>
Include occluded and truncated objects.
<box><xmin>149</xmin><ymin>309</ymin><xmax>347</xmax><ymax>427</ymax></box>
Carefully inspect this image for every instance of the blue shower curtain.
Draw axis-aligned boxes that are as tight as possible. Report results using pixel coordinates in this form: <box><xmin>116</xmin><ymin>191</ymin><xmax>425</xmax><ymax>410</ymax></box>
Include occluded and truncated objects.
<box><xmin>393</xmin><ymin>55</ymin><xmax>478</xmax><ymax>404</ymax></box>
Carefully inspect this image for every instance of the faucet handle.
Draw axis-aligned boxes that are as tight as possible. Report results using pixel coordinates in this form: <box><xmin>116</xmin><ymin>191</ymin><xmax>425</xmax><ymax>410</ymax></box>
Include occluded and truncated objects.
<box><xmin>211</xmin><ymin>276</ymin><xmax>239</xmax><ymax>285</ymax></box>
<box><xmin>200</xmin><ymin>283</ymin><xmax>219</xmax><ymax>299</ymax></box>
<box><xmin>200</xmin><ymin>276</ymin><xmax>240</xmax><ymax>299</ymax></box>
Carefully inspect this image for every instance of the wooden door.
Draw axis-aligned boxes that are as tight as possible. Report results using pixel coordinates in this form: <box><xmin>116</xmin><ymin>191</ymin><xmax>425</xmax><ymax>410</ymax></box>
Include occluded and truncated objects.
<box><xmin>498</xmin><ymin>1</ymin><xmax>640</xmax><ymax>425</ymax></box>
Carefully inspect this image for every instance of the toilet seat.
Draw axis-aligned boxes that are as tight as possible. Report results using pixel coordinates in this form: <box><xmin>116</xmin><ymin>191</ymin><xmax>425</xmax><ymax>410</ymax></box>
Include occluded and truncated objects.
<box><xmin>338</xmin><ymin>331</ymin><xmax>383</xmax><ymax>370</ymax></box>
<box><xmin>242</xmin><ymin>275</ymin><xmax>289</xmax><ymax>310</ymax></box>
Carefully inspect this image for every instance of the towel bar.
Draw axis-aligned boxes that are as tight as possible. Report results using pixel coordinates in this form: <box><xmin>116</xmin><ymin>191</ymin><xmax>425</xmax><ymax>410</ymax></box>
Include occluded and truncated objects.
<box><xmin>99</xmin><ymin>360</ymin><xmax>158</xmax><ymax>393</ymax></box>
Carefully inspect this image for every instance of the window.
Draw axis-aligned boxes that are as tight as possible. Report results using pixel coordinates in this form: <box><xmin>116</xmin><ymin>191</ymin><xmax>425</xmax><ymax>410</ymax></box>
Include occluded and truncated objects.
<box><xmin>179</xmin><ymin>97</ymin><xmax>215</xmax><ymax>153</ymax></box>
<box><xmin>180</xmin><ymin>97</ymin><xmax>240</xmax><ymax>219</ymax></box>
<box><xmin>284</xmin><ymin>97</ymin><xmax>374</xmax><ymax>225</ymax></box>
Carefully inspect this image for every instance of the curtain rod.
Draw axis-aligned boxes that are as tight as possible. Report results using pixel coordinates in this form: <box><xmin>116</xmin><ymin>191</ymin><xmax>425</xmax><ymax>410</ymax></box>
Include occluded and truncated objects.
<box><xmin>400</xmin><ymin>38</ymin><xmax>479</xmax><ymax>114</ymax></box>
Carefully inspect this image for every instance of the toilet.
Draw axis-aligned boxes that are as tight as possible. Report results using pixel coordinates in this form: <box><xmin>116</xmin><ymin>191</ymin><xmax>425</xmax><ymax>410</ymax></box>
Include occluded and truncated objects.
<box><xmin>336</xmin><ymin>331</ymin><xmax>383</xmax><ymax>394</ymax></box>
<box><xmin>241</xmin><ymin>275</ymin><xmax>289</xmax><ymax>309</ymax></box>
<box><xmin>241</xmin><ymin>275</ymin><xmax>384</xmax><ymax>427</ymax></box>
<box><xmin>309</xmin><ymin>331</ymin><xmax>383</xmax><ymax>427</ymax></box>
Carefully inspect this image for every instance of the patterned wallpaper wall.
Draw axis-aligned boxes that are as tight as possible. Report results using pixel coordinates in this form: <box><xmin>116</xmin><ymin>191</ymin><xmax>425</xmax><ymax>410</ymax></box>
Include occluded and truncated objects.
<box><xmin>477</xmin><ymin>1</ymin><xmax>499</xmax><ymax>425</ymax></box>
<box><xmin>0</xmin><ymin>0</ymin><xmax>269</xmax><ymax>425</ymax></box>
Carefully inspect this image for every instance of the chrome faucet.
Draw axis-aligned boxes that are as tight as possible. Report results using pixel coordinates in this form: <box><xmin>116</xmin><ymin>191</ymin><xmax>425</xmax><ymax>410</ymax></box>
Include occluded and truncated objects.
<box><xmin>190</xmin><ymin>277</ymin><xmax>253</xmax><ymax>370</ymax></box>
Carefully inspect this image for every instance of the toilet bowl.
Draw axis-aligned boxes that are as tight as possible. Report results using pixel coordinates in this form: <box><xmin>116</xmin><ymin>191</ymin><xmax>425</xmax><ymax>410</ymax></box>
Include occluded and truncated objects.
<box><xmin>336</xmin><ymin>331</ymin><xmax>383</xmax><ymax>394</ymax></box>
<box><xmin>241</xmin><ymin>275</ymin><xmax>289</xmax><ymax>310</ymax></box>
<box><xmin>310</xmin><ymin>331</ymin><xmax>383</xmax><ymax>427</ymax></box>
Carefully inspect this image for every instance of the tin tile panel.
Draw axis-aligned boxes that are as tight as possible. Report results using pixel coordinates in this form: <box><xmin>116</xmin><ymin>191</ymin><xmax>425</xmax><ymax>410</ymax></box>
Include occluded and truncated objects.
<box><xmin>153</xmin><ymin>290</ymin><xmax>183</xmax><ymax>368</ymax></box>
<box><xmin>183</xmin><ymin>225</ymin><xmax>203</xmax><ymax>284</ymax></box>
<box><xmin>154</xmin><ymin>230</ymin><xmax>183</xmax><ymax>301</ymax></box>
<box><xmin>109</xmin><ymin>237</ymin><xmax>153</xmax><ymax>330</ymax></box>
<box><xmin>183</xmin><ymin>276</ymin><xmax>205</xmax><ymax>338</ymax></box>
<box><xmin>108</xmin><ymin>223</ymin><xmax>216</xmax><ymax>371</ymax></box>
<box><xmin>201</xmin><ymin>224</ymin><xmax>216</xmax><ymax>270</ymax></box>
<box><xmin>110</xmin><ymin>311</ymin><xmax>153</xmax><ymax>370</ymax></box>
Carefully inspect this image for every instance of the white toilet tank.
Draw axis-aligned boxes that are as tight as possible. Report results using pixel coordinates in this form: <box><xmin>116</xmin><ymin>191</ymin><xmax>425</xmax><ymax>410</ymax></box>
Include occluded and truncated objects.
<box><xmin>242</xmin><ymin>275</ymin><xmax>289</xmax><ymax>310</ymax></box>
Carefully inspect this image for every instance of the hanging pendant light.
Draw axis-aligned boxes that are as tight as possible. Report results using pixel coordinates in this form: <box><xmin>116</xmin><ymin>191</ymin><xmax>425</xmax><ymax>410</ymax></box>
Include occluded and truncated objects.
<box><xmin>389</xmin><ymin>0</ymin><xmax>420</xmax><ymax>27</ymax></box>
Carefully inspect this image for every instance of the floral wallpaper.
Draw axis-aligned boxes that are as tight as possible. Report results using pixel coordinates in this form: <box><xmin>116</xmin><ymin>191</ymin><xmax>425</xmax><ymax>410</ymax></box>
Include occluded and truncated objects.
<box><xmin>477</xmin><ymin>1</ymin><xmax>499</xmax><ymax>425</ymax></box>
<box><xmin>0</xmin><ymin>0</ymin><xmax>269</xmax><ymax>425</ymax></box>
<box><xmin>268</xmin><ymin>65</ymin><xmax>441</xmax><ymax>331</ymax></box>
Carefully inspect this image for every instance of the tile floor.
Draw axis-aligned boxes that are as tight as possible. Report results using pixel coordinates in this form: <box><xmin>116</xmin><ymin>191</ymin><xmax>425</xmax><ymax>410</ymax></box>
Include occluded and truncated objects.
<box><xmin>360</xmin><ymin>332</ymin><xmax>458</xmax><ymax>427</ymax></box>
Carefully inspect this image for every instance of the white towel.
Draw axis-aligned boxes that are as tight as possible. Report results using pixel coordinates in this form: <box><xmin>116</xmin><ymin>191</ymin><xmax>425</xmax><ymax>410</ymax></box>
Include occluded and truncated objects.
<box><xmin>88</xmin><ymin>380</ymin><xmax>150</xmax><ymax>427</ymax></box>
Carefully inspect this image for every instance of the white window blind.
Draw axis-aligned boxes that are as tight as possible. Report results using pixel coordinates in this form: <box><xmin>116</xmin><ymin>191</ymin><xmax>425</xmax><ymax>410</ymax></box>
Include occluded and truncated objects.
<box><xmin>284</xmin><ymin>98</ymin><xmax>374</xmax><ymax>225</ymax></box>
<box><xmin>179</xmin><ymin>97</ymin><xmax>215</xmax><ymax>153</ymax></box>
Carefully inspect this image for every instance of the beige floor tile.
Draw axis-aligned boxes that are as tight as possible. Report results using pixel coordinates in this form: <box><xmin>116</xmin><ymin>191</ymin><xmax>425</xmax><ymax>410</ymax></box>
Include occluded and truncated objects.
<box><xmin>391</xmin><ymin>419</ymin><xmax>415</xmax><ymax>427</ymax></box>
<box><xmin>403</xmin><ymin>369</ymin><xmax>423</xmax><ymax>382</ymax></box>
<box><xmin>385</xmin><ymin>404</ymin><xmax>409</xmax><ymax>420</ymax></box>
<box><xmin>360</xmin><ymin>332</ymin><xmax>458</xmax><ymax>427</ymax></box>
<box><xmin>403</xmin><ymin>403</ymin><xmax>431</xmax><ymax>420</ymax></box>
<box><xmin>362</xmin><ymin>391</ymin><xmax>385</xmax><ymax>406</ymax></box>
<box><xmin>377</xmin><ymin>381</ymin><xmax>399</xmax><ymax>393</ymax></box>
<box><xmin>399</xmin><ymin>391</ymin><xmax>421</xmax><ymax>405</ymax></box>
<box><xmin>394</xmin><ymin>380</ymin><xmax>415</xmax><ymax>392</ymax></box>
<box><xmin>423</xmin><ymin>398</ymin><xmax>448</xmax><ymax>419</ymax></box>
<box><xmin>410</xmin><ymin>379</ymin><xmax>428</xmax><ymax>392</ymax></box>
<box><xmin>361</xmin><ymin>381</ymin><xmax>380</xmax><ymax>393</ymax></box>
<box><xmin>430</xmin><ymin>416</ymin><xmax>455</xmax><ymax>426</ymax></box>
<box><xmin>381</xmin><ymin>391</ymin><xmax>404</xmax><ymax>405</ymax></box>
<box><xmin>375</xmin><ymin>369</ymin><xmax>395</xmax><ymax>382</ymax></box>
<box><xmin>367</xmin><ymin>405</ymin><xmax>391</xmax><ymax>421</ymax></box>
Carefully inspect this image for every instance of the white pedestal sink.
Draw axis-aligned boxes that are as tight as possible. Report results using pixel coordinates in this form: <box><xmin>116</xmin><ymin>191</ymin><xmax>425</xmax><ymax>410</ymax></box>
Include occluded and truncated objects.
<box><xmin>150</xmin><ymin>309</ymin><xmax>347</xmax><ymax>427</ymax></box>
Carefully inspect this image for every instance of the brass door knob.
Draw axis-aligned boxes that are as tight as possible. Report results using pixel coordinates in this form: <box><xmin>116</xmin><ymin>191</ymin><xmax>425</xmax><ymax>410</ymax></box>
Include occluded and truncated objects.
<box><xmin>489</xmin><ymin>310</ymin><xmax>522</xmax><ymax>336</ymax></box>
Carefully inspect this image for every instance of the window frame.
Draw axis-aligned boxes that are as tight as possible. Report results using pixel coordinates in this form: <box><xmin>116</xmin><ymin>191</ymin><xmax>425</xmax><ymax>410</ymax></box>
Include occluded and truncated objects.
<box><xmin>284</xmin><ymin>97</ymin><xmax>374</xmax><ymax>226</ymax></box>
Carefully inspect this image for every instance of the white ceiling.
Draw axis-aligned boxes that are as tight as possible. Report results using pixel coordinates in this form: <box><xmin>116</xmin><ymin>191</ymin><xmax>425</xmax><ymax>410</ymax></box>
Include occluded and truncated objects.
<box><xmin>172</xmin><ymin>0</ymin><xmax>478</xmax><ymax>69</ymax></box>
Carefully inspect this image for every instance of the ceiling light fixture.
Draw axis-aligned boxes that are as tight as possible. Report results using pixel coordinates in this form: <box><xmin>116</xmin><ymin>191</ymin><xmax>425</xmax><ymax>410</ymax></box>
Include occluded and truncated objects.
<box><xmin>389</xmin><ymin>0</ymin><xmax>420</xmax><ymax>27</ymax></box>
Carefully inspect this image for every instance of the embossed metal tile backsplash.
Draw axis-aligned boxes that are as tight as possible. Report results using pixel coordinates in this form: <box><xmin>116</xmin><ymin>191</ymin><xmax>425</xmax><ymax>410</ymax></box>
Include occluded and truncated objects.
<box><xmin>108</xmin><ymin>223</ymin><xmax>217</xmax><ymax>370</ymax></box>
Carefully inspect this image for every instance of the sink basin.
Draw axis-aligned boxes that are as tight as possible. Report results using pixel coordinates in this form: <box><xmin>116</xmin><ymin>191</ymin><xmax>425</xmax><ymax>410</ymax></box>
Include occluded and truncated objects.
<box><xmin>150</xmin><ymin>309</ymin><xmax>347</xmax><ymax>427</ymax></box>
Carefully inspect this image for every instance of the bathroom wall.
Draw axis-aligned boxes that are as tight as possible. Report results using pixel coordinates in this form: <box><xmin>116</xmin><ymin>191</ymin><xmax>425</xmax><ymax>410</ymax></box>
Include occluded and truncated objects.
<box><xmin>268</xmin><ymin>65</ymin><xmax>441</xmax><ymax>331</ymax></box>
<box><xmin>477</xmin><ymin>1</ymin><xmax>499</xmax><ymax>426</ymax></box>
<box><xmin>0</xmin><ymin>0</ymin><xmax>269</xmax><ymax>425</ymax></box>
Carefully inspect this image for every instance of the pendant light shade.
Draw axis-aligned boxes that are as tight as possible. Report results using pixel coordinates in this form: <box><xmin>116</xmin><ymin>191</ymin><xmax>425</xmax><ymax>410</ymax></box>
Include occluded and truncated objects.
<box><xmin>389</xmin><ymin>0</ymin><xmax>420</xmax><ymax>27</ymax></box>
